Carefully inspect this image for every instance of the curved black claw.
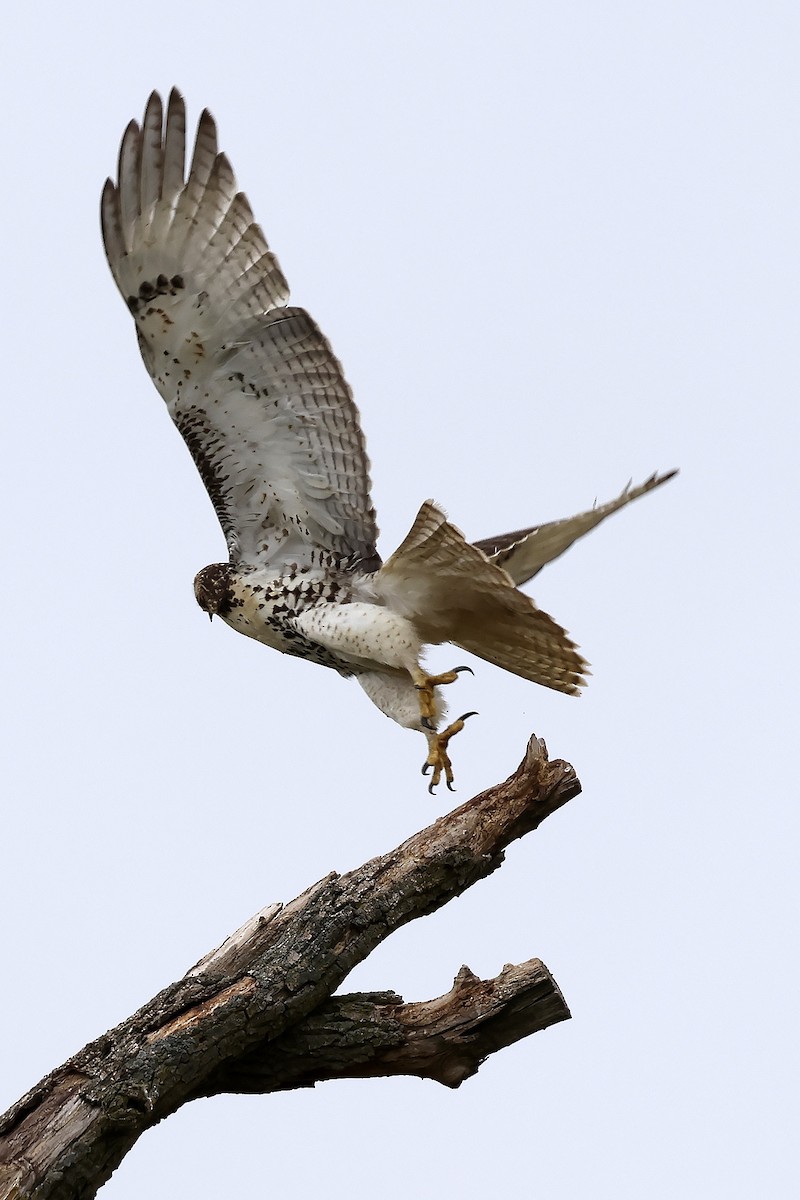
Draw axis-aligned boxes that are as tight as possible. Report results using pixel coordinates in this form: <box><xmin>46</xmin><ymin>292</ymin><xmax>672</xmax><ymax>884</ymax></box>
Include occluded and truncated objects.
<box><xmin>458</xmin><ymin>711</ymin><xmax>479</xmax><ymax>722</ymax></box>
<box><xmin>453</xmin><ymin>665</ymin><xmax>474</xmax><ymax>676</ymax></box>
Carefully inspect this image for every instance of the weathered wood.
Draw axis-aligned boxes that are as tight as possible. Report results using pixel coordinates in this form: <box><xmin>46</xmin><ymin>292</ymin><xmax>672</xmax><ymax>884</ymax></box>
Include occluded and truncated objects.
<box><xmin>0</xmin><ymin>735</ymin><xmax>580</xmax><ymax>1200</ymax></box>
<box><xmin>204</xmin><ymin>959</ymin><xmax>570</xmax><ymax>1096</ymax></box>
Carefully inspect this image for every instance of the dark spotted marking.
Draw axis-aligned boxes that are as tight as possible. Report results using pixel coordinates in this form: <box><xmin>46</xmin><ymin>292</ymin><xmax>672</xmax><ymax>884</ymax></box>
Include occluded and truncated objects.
<box><xmin>129</xmin><ymin>275</ymin><xmax>185</xmax><ymax>315</ymax></box>
<box><xmin>203</xmin><ymin>562</ymin><xmax>360</xmax><ymax>676</ymax></box>
<box><xmin>175</xmin><ymin>411</ymin><xmax>234</xmax><ymax>541</ymax></box>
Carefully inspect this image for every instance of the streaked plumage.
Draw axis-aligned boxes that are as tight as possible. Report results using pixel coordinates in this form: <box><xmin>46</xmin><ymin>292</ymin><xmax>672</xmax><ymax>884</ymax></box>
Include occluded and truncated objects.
<box><xmin>102</xmin><ymin>89</ymin><xmax>675</xmax><ymax>791</ymax></box>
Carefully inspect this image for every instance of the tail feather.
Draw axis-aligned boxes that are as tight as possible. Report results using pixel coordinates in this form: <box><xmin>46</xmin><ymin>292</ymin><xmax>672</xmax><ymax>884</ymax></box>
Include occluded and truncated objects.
<box><xmin>376</xmin><ymin>501</ymin><xmax>588</xmax><ymax>695</ymax></box>
<box><xmin>453</xmin><ymin>601</ymin><xmax>588</xmax><ymax>695</ymax></box>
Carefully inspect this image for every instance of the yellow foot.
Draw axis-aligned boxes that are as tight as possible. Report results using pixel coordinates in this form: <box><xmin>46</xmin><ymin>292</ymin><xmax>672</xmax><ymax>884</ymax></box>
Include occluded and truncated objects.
<box><xmin>422</xmin><ymin>712</ymin><xmax>478</xmax><ymax>794</ymax></box>
<box><xmin>413</xmin><ymin>665</ymin><xmax>473</xmax><ymax>730</ymax></box>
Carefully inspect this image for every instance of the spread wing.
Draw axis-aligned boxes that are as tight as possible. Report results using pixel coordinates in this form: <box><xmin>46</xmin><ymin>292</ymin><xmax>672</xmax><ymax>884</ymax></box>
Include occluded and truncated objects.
<box><xmin>101</xmin><ymin>89</ymin><xmax>379</xmax><ymax>570</ymax></box>
<box><xmin>474</xmin><ymin>470</ymin><xmax>677</xmax><ymax>586</ymax></box>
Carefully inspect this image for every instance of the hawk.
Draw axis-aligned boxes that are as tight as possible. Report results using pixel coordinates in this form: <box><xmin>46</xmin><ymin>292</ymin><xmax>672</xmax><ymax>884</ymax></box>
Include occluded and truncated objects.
<box><xmin>102</xmin><ymin>89</ymin><xmax>675</xmax><ymax>791</ymax></box>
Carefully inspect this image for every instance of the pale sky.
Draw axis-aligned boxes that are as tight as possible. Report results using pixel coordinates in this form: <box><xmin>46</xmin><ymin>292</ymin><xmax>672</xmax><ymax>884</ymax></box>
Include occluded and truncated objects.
<box><xmin>2</xmin><ymin>2</ymin><xmax>797</xmax><ymax>1196</ymax></box>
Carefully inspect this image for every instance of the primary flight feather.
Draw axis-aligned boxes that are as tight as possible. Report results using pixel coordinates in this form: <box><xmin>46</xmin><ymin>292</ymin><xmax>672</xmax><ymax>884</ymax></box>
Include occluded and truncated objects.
<box><xmin>102</xmin><ymin>89</ymin><xmax>675</xmax><ymax>791</ymax></box>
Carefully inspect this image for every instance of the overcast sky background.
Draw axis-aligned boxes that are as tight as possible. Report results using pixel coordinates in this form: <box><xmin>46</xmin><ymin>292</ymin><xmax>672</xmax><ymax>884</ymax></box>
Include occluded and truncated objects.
<box><xmin>2</xmin><ymin>2</ymin><xmax>797</xmax><ymax>1196</ymax></box>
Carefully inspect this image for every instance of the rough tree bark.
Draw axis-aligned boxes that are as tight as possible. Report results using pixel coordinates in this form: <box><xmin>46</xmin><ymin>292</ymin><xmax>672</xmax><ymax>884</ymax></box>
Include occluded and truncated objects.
<box><xmin>0</xmin><ymin>735</ymin><xmax>581</xmax><ymax>1200</ymax></box>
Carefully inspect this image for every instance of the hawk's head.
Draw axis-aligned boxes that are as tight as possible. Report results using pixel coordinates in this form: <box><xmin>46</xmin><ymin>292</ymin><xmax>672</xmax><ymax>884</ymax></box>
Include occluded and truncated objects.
<box><xmin>194</xmin><ymin>562</ymin><xmax>235</xmax><ymax>619</ymax></box>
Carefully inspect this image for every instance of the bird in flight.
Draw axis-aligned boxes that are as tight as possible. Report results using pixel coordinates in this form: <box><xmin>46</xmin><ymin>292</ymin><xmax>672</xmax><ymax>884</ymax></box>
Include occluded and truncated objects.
<box><xmin>102</xmin><ymin>89</ymin><xmax>675</xmax><ymax>792</ymax></box>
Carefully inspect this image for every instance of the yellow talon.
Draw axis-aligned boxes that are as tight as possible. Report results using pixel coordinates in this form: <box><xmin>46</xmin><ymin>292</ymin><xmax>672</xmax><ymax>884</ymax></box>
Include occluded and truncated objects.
<box><xmin>413</xmin><ymin>665</ymin><xmax>473</xmax><ymax>729</ymax></box>
<box><xmin>422</xmin><ymin>712</ymin><xmax>478</xmax><ymax>794</ymax></box>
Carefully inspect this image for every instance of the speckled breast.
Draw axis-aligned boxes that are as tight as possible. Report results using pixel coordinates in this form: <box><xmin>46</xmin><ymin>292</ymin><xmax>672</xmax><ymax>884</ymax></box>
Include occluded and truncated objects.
<box><xmin>221</xmin><ymin>566</ymin><xmax>357</xmax><ymax>675</ymax></box>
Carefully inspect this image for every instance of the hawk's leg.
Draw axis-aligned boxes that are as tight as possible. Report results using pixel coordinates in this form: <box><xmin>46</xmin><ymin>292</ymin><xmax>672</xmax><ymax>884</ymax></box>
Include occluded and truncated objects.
<box><xmin>412</xmin><ymin>665</ymin><xmax>473</xmax><ymax>731</ymax></box>
<box><xmin>422</xmin><ymin>712</ymin><xmax>478</xmax><ymax>794</ymax></box>
<box><xmin>354</xmin><ymin>666</ymin><xmax>478</xmax><ymax>794</ymax></box>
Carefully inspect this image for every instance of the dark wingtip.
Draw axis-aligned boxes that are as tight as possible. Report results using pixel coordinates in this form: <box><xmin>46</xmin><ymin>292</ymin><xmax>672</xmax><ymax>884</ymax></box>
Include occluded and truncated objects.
<box><xmin>650</xmin><ymin>467</ymin><xmax>679</xmax><ymax>487</ymax></box>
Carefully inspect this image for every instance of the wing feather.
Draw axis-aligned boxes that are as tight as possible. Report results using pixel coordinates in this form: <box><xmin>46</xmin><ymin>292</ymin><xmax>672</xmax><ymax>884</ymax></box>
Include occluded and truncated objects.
<box><xmin>160</xmin><ymin>89</ymin><xmax>186</xmax><ymax>201</ymax></box>
<box><xmin>139</xmin><ymin>91</ymin><xmax>164</xmax><ymax>222</ymax></box>
<box><xmin>206</xmin><ymin>191</ymin><xmax>256</xmax><ymax>268</ymax></box>
<box><xmin>100</xmin><ymin>178</ymin><xmax>125</xmax><ymax>267</ymax></box>
<box><xmin>474</xmin><ymin>470</ymin><xmax>677</xmax><ymax>586</ymax></box>
<box><xmin>116</xmin><ymin>120</ymin><xmax>142</xmax><ymax>246</ymax></box>
<box><xmin>175</xmin><ymin>108</ymin><xmax>219</xmax><ymax>238</ymax></box>
<box><xmin>102</xmin><ymin>89</ymin><xmax>379</xmax><ymax>569</ymax></box>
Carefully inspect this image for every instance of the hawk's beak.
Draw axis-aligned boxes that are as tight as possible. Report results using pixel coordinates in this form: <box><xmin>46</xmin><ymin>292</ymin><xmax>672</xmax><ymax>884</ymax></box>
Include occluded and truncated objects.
<box><xmin>208</xmin><ymin>613</ymin><xmax>214</xmax><ymax>622</ymax></box>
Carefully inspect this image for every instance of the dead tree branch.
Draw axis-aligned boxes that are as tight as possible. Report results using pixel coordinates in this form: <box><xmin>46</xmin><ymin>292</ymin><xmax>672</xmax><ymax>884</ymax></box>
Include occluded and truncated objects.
<box><xmin>0</xmin><ymin>735</ymin><xmax>580</xmax><ymax>1200</ymax></box>
<box><xmin>202</xmin><ymin>958</ymin><xmax>569</xmax><ymax>1096</ymax></box>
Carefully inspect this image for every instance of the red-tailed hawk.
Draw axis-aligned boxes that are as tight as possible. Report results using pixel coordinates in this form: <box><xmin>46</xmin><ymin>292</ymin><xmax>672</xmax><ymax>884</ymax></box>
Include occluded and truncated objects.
<box><xmin>102</xmin><ymin>90</ymin><xmax>675</xmax><ymax>791</ymax></box>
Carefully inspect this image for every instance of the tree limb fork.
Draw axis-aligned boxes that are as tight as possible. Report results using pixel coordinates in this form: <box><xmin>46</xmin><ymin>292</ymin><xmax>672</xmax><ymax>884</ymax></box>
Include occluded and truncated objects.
<box><xmin>0</xmin><ymin>734</ymin><xmax>581</xmax><ymax>1200</ymax></box>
